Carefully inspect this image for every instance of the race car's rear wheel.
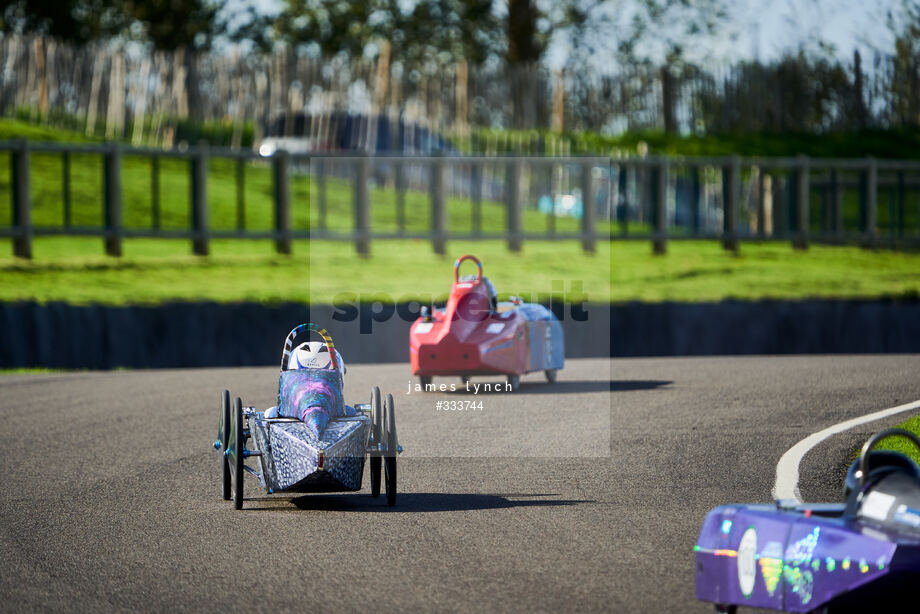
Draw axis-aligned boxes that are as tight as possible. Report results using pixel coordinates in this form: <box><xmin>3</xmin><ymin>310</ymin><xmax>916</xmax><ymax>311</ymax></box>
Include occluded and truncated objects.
<box><xmin>545</xmin><ymin>369</ymin><xmax>557</xmax><ymax>383</ymax></box>
<box><xmin>370</xmin><ymin>386</ymin><xmax>382</xmax><ymax>498</ymax></box>
<box><xmin>460</xmin><ymin>375</ymin><xmax>470</xmax><ymax>385</ymax></box>
<box><xmin>419</xmin><ymin>375</ymin><xmax>432</xmax><ymax>388</ymax></box>
<box><xmin>384</xmin><ymin>393</ymin><xmax>398</xmax><ymax>507</ymax></box>
<box><xmin>232</xmin><ymin>397</ymin><xmax>245</xmax><ymax>510</ymax></box>
<box><xmin>220</xmin><ymin>390</ymin><xmax>231</xmax><ymax>500</ymax></box>
<box><xmin>507</xmin><ymin>374</ymin><xmax>520</xmax><ymax>391</ymax></box>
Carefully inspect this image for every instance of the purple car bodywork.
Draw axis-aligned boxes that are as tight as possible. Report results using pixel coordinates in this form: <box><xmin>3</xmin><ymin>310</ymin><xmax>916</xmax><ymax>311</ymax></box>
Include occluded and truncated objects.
<box><xmin>695</xmin><ymin>501</ymin><xmax>920</xmax><ymax>612</ymax></box>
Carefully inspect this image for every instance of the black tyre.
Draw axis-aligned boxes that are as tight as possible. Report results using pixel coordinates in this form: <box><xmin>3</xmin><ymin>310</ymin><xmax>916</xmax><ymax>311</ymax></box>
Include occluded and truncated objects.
<box><xmin>460</xmin><ymin>375</ymin><xmax>470</xmax><ymax>385</ymax></box>
<box><xmin>419</xmin><ymin>375</ymin><xmax>432</xmax><ymax>388</ymax></box>
<box><xmin>507</xmin><ymin>374</ymin><xmax>520</xmax><ymax>391</ymax></box>
<box><xmin>384</xmin><ymin>393</ymin><xmax>397</xmax><ymax>506</ymax></box>
<box><xmin>370</xmin><ymin>386</ymin><xmax>382</xmax><ymax>498</ymax></box>
<box><xmin>232</xmin><ymin>397</ymin><xmax>245</xmax><ymax>510</ymax></box>
<box><xmin>545</xmin><ymin>369</ymin><xmax>557</xmax><ymax>383</ymax></box>
<box><xmin>220</xmin><ymin>390</ymin><xmax>231</xmax><ymax>500</ymax></box>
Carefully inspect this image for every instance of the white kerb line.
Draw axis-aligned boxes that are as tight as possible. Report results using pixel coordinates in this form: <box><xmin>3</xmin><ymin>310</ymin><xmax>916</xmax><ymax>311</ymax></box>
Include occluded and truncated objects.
<box><xmin>773</xmin><ymin>399</ymin><xmax>920</xmax><ymax>503</ymax></box>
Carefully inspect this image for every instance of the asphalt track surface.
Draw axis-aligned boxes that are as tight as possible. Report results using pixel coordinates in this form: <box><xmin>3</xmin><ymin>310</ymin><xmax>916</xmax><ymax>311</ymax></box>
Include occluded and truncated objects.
<box><xmin>2</xmin><ymin>355</ymin><xmax>920</xmax><ymax>612</ymax></box>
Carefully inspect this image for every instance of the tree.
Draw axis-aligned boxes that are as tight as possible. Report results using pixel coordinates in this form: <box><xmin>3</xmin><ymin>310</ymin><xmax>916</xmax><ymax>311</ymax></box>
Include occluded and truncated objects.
<box><xmin>121</xmin><ymin>1</ymin><xmax>221</xmax><ymax>50</ymax></box>
<box><xmin>0</xmin><ymin>0</ymin><xmax>222</xmax><ymax>50</ymax></box>
<box><xmin>0</xmin><ymin>0</ymin><xmax>127</xmax><ymax>43</ymax></box>
<box><xmin>886</xmin><ymin>0</ymin><xmax>920</xmax><ymax>127</ymax></box>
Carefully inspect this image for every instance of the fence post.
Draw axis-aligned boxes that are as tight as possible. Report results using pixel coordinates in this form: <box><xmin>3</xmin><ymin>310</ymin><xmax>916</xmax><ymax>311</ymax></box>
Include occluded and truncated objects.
<box><xmin>395</xmin><ymin>158</ymin><xmax>406</xmax><ymax>234</ymax></box>
<box><xmin>10</xmin><ymin>140</ymin><xmax>32</xmax><ymax>259</ymax></box>
<box><xmin>471</xmin><ymin>160</ymin><xmax>482</xmax><ymax>236</ymax></box>
<box><xmin>354</xmin><ymin>156</ymin><xmax>370</xmax><ymax>256</ymax></box>
<box><xmin>62</xmin><ymin>151</ymin><xmax>72</xmax><ymax>228</ymax></box>
<box><xmin>793</xmin><ymin>155</ymin><xmax>809</xmax><ymax>250</ymax></box>
<box><xmin>864</xmin><ymin>157</ymin><xmax>878</xmax><ymax>248</ymax></box>
<box><xmin>756</xmin><ymin>166</ymin><xmax>765</xmax><ymax>238</ymax></box>
<box><xmin>151</xmin><ymin>155</ymin><xmax>161</xmax><ymax>232</ymax></box>
<box><xmin>831</xmin><ymin>169</ymin><xmax>843</xmax><ymax>242</ymax></box>
<box><xmin>190</xmin><ymin>142</ymin><xmax>209</xmax><ymax>256</ymax></box>
<box><xmin>722</xmin><ymin>156</ymin><xmax>739</xmax><ymax>252</ymax></box>
<box><xmin>273</xmin><ymin>151</ymin><xmax>292</xmax><ymax>255</ymax></box>
<box><xmin>430</xmin><ymin>156</ymin><xmax>447</xmax><ymax>255</ymax></box>
<box><xmin>10</xmin><ymin>139</ymin><xmax>32</xmax><ymax>258</ymax></box>
<box><xmin>507</xmin><ymin>159</ymin><xmax>523</xmax><ymax>252</ymax></box>
<box><xmin>582</xmin><ymin>159</ymin><xmax>596</xmax><ymax>253</ymax></box>
<box><xmin>652</xmin><ymin>159</ymin><xmax>667</xmax><ymax>254</ymax></box>
<box><xmin>316</xmin><ymin>158</ymin><xmax>328</xmax><ymax>234</ymax></box>
<box><xmin>691</xmin><ymin>164</ymin><xmax>701</xmax><ymax>236</ymax></box>
<box><xmin>618</xmin><ymin>163</ymin><xmax>629</xmax><ymax>237</ymax></box>
<box><xmin>103</xmin><ymin>142</ymin><xmax>123</xmax><ymax>257</ymax></box>
<box><xmin>235</xmin><ymin>156</ymin><xmax>245</xmax><ymax>232</ymax></box>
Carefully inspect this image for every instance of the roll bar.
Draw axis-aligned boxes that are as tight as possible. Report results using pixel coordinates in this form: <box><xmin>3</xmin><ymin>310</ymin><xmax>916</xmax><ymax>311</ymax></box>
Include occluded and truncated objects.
<box><xmin>454</xmin><ymin>254</ymin><xmax>483</xmax><ymax>283</ymax></box>
<box><xmin>858</xmin><ymin>427</ymin><xmax>920</xmax><ymax>487</ymax></box>
<box><xmin>280</xmin><ymin>323</ymin><xmax>338</xmax><ymax>372</ymax></box>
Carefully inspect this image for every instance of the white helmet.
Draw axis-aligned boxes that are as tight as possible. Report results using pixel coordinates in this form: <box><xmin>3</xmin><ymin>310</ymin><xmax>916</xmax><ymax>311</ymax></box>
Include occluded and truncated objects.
<box><xmin>288</xmin><ymin>341</ymin><xmax>346</xmax><ymax>378</ymax></box>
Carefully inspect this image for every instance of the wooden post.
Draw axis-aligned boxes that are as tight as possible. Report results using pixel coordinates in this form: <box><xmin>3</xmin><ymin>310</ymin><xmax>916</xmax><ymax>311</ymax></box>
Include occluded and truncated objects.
<box><xmin>793</xmin><ymin>155</ymin><xmax>809</xmax><ymax>250</ymax></box>
<box><xmin>190</xmin><ymin>142</ymin><xmax>209</xmax><ymax>256</ymax></box>
<box><xmin>722</xmin><ymin>156</ymin><xmax>739</xmax><ymax>252</ymax></box>
<box><xmin>235</xmin><ymin>157</ymin><xmax>245</xmax><ymax>232</ymax></box>
<box><xmin>61</xmin><ymin>151</ymin><xmax>72</xmax><ymax>228</ymax></box>
<box><xmin>316</xmin><ymin>158</ymin><xmax>328</xmax><ymax>233</ymax></box>
<box><xmin>660</xmin><ymin>66</ymin><xmax>676</xmax><ymax>134</ymax></box>
<box><xmin>354</xmin><ymin>156</ymin><xmax>370</xmax><ymax>256</ymax></box>
<box><xmin>10</xmin><ymin>140</ymin><xmax>32</xmax><ymax>259</ymax></box>
<box><xmin>395</xmin><ymin>159</ymin><xmax>406</xmax><ymax>234</ymax></box>
<box><xmin>618</xmin><ymin>164</ymin><xmax>628</xmax><ymax>236</ymax></box>
<box><xmin>652</xmin><ymin>160</ymin><xmax>667</xmax><ymax>254</ymax></box>
<box><xmin>507</xmin><ymin>159</ymin><xmax>523</xmax><ymax>252</ymax></box>
<box><xmin>864</xmin><ymin>157</ymin><xmax>878</xmax><ymax>248</ymax></box>
<box><xmin>151</xmin><ymin>156</ymin><xmax>161</xmax><ymax>231</ymax></box>
<box><xmin>756</xmin><ymin>166</ymin><xmax>765</xmax><ymax>238</ymax></box>
<box><xmin>431</xmin><ymin>157</ymin><xmax>446</xmax><ymax>255</ymax></box>
<box><xmin>273</xmin><ymin>151</ymin><xmax>292</xmax><ymax>255</ymax></box>
<box><xmin>831</xmin><ymin>169</ymin><xmax>843</xmax><ymax>241</ymax></box>
<box><xmin>581</xmin><ymin>160</ymin><xmax>596</xmax><ymax>252</ymax></box>
<box><xmin>471</xmin><ymin>161</ymin><xmax>482</xmax><ymax>236</ymax></box>
<box><xmin>103</xmin><ymin>143</ymin><xmax>123</xmax><ymax>257</ymax></box>
<box><xmin>690</xmin><ymin>164</ymin><xmax>701</xmax><ymax>236</ymax></box>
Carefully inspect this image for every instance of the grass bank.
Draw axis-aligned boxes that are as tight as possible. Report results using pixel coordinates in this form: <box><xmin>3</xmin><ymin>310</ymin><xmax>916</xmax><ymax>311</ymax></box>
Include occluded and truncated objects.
<box><xmin>3</xmin><ymin>237</ymin><xmax>920</xmax><ymax>305</ymax></box>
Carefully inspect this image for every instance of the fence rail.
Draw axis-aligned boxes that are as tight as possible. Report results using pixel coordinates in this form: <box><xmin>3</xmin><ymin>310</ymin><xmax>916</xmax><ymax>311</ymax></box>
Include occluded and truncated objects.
<box><xmin>2</xmin><ymin>139</ymin><xmax>920</xmax><ymax>258</ymax></box>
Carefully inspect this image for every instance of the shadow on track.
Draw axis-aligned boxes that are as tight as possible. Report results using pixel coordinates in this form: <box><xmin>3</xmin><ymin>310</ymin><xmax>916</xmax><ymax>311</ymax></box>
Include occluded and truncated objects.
<box><xmin>243</xmin><ymin>492</ymin><xmax>594</xmax><ymax>513</ymax></box>
<box><xmin>611</xmin><ymin>380</ymin><xmax>671</xmax><ymax>391</ymax></box>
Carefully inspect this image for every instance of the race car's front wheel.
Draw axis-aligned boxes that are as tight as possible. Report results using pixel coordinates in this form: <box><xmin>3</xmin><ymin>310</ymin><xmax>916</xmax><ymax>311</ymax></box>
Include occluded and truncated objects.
<box><xmin>419</xmin><ymin>375</ymin><xmax>432</xmax><ymax>388</ymax></box>
<box><xmin>220</xmin><ymin>390</ymin><xmax>231</xmax><ymax>500</ymax></box>
<box><xmin>232</xmin><ymin>397</ymin><xmax>245</xmax><ymax>510</ymax></box>
<box><xmin>507</xmin><ymin>374</ymin><xmax>520</xmax><ymax>391</ymax></box>
<box><xmin>384</xmin><ymin>393</ymin><xmax>398</xmax><ymax>506</ymax></box>
<box><xmin>370</xmin><ymin>386</ymin><xmax>382</xmax><ymax>497</ymax></box>
<box><xmin>545</xmin><ymin>369</ymin><xmax>557</xmax><ymax>383</ymax></box>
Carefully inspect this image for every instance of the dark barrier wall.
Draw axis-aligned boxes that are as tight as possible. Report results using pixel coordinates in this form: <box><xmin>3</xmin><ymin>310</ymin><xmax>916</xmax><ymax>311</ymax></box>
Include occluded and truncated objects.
<box><xmin>0</xmin><ymin>300</ymin><xmax>918</xmax><ymax>369</ymax></box>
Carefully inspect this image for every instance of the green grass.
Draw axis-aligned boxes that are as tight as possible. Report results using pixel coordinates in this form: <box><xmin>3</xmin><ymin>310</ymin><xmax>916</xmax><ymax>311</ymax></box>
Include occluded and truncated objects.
<box><xmin>612</xmin><ymin>241</ymin><xmax>920</xmax><ymax>302</ymax></box>
<box><xmin>3</xmin><ymin>237</ymin><xmax>920</xmax><ymax>305</ymax></box>
<box><xmin>876</xmin><ymin>414</ymin><xmax>920</xmax><ymax>466</ymax></box>
<box><xmin>0</xmin><ymin>237</ymin><xmax>611</xmax><ymax>304</ymax></box>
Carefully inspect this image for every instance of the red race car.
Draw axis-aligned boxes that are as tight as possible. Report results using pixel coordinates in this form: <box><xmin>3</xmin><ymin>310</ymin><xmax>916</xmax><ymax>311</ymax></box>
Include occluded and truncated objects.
<box><xmin>409</xmin><ymin>255</ymin><xmax>564</xmax><ymax>391</ymax></box>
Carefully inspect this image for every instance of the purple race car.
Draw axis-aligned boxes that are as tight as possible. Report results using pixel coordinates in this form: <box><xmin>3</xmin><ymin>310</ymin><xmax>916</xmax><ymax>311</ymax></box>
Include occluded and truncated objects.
<box><xmin>696</xmin><ymin>428</ymin><xmax>920</xmax><ymax>613</ymax></box>
<box><xmin>214</xmin><ymin>323</ymin><xmax>401</xmax><ymax>509</ymax></box>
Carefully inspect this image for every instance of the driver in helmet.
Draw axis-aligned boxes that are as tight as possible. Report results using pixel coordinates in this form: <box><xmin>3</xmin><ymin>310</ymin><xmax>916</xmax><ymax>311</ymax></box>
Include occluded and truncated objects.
<box><xmin>263</xmin><ymin>341</ymin><xmax>349</xmax><ymax>426</ymax></box>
